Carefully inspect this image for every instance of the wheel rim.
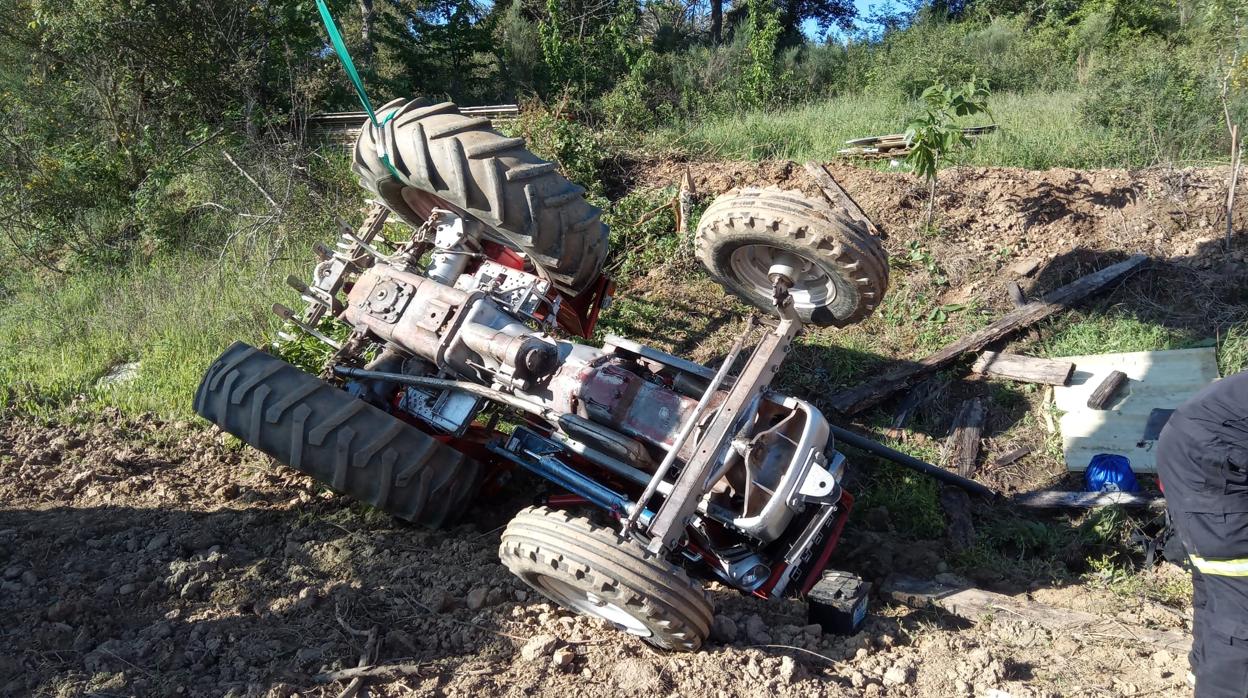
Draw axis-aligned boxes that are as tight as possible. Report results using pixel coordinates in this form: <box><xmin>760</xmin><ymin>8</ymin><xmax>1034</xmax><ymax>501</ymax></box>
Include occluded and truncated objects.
<box><xmin>727</xmin><ymin>244</ymin><xmax>838</xmax><ymax>311</ymax></box>
<box><xmin>533</xmin><ymin>576</ymin><xmax>653</xmax><ymax>637</ymax></box>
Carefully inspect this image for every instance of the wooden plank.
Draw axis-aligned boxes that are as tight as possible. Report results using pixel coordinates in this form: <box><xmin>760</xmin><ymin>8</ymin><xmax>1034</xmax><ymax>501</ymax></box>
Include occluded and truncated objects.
<box><xmin>944</xmin><ymin>398</ymin><xmax>985</xmax><ymax>478</ymax></box>
<box><xmin>885</xmin><ymin>376</ymin><xmax>945</xmax><ymax>440</ymax></box>
<box><xmin>992</xmin><ymin>446</ymin><xmax>1032</xmax><ymax>467</ymax></box>
<box><xmin>1052</xmin><ymin>347</ymin><xmax>1217</xmax><ymax>472</ymax></box>
<box><xmin>972</xmin><ymin>351</ymin><xmax>1074</xmax><ymax>386</ymax></box>
<box><xmin>884</xmin><ymin>576</ymin><xmax>1189</xmax><ymax>653</ymax></box>
<box><xmin>829</xmin><ymin>255</ymin><xmax>1148</xmax><ymax>414</ymax></box>
<box><xmin>803</xmin><ymin>162</ymin><xmax>881</xmax><ymax>236</ymax></box>
<box><xmin>1013</xmin><ymin>490</ymin><xmax>1165</xmax><ymax>509</ymax></box>
<box><xmin>939</xmin><ymin>487</ymin><xmax>975</xmax><ymax>551</ymax></box>
<box><xmin>1087</xmin><ymin>370</ymin><xmax>1129</xmax><ymax>409</ymax></box>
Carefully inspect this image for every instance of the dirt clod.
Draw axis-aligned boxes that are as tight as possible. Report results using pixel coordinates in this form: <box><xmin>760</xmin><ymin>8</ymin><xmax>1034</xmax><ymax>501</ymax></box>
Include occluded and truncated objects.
<box><xmin>520</xmin><ymin>634</ymin><xmax>560</xmax><ymax>661</ymax></box>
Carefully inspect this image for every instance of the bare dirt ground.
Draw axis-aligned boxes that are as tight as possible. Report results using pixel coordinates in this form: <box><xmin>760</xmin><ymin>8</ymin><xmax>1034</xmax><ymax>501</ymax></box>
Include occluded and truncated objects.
<box><xmin>0</xmin><ymin>410</ymin><xmax>1192</xmax><ymax>697</ymax></box>
<box><xmin>5</xmin><ymin>159</ymin><xmax>1240</xmax><ymax>696</ymax></box>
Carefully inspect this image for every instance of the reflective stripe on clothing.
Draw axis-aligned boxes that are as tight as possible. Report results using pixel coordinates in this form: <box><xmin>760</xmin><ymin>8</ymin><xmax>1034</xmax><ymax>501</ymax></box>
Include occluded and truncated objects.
<box><xmin>1191</xmin><ymin>554</ymin><xmax>1248</xmax><ymax>576</ymax></box>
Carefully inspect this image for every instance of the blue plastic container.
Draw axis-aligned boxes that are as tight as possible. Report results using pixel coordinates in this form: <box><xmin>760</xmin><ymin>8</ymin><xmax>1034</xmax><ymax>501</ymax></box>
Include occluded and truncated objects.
<box><xmin>1085</xmin><ymin>453</ymin><xmax>1140</xmax><ymax>493</ymax></box>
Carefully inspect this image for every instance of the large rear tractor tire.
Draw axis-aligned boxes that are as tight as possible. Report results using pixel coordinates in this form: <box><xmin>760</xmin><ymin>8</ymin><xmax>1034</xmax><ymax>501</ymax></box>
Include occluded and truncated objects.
<box><xmin>352</xmin><ymin>98</ymin><xmax>609</xmax><ymax>297</ymax></box>
<box><xmin>499</xmin><ymin>506</ymin><xmax>713</xmax><ymax>651</ymax></box>
<box><xmin>194</xmin><ymin>342</ymin><xmax>482</xmax><ymax>527</ymax></box>
<box><xmin>695</xmin><ymin>187</ymin><xmax>889</xmax><ymax>327</ymax></box>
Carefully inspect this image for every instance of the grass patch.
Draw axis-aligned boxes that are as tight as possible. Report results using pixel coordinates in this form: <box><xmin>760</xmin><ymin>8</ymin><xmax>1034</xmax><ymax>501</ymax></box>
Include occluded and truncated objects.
<box><xmin>650</xmin><ymin>90</ymin><xmax>1221</xmax><ymax>170</ymax></box>
<box><xmin>1039</xmin><ymin>312</ymin><xmax>1201</xmax><ymax>358</ymax></box>
<box><xmin>851</xmin><ymin>439</ymin><xmax>946</xmax><ymax>539</ymax></box>
<box><xmin>1219</xmin><ymin>322</ymin><xmax>1248</xmax><ymax>375</ymax></box>
<box><xmin>0</xmin><ymin>244</ymin><xmax>318</xmax><ymax>419</ymax></box>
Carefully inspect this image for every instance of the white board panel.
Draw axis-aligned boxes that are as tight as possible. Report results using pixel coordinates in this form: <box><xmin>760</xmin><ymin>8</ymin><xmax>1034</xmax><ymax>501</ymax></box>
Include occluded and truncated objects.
<box><xmin>1052</xmin><ymin>347</ymin><xmax>1219</xmax><ymax>473</ymax></box>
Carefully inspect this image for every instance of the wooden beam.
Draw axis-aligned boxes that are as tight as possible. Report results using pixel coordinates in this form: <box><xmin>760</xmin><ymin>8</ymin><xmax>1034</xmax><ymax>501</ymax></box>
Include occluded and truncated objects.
<box><xmin>944</xmin><ymin>398</ymin><xmax>985</xmax><ymax>478</ymax></box>
<box><xmin>1013</xmin><ymin>490</ymin><xmax>1165</xmax><ymax>510</ymax></box>
<box><xmin>883</xmin><ymin>576</ymin><xmax>1189</xmax><ymax>653</ymax></box>
<box><xmin>829</xmin><ymin>254</ymin><xmax>1148</xmax><ymax>414</ymax></box>
<box><xmin>939</xmin><ymin>487</ymin><xmax>975</xmax><ymax>551</ymax></box>
<box><xmin>803</xmin><ymin>162</ymin><xmax>881</xmax><ymax>236</ymax></box>
<box><xmin>885</xmin><ymin>376</ymin><xmax>945</xmax><ymax>440</ymax></box>
<box><xmin>972</xmin><ymin>351</ymin><xmax>1074</xmax><ymax>386</ymax></box>
<box><xmin>1087</xmin><ymin>370</ymin><xmax>1129</xmax><ymax>409</ymax></box>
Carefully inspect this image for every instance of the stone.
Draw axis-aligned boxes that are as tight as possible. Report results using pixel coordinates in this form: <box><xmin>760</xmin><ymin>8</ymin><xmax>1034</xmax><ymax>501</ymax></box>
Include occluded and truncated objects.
<box><xmin>422</xmin><ymin>588</ymin><xmax>453</xmax><ymax>613</ymax></box>
<box><xmin>709</xmin><ymin>615</ymin><xmax>738</xmax><ymax>643</ymax></box>
<box><xmin>465</xmin><ymin>587</ymin><xmax>488</xmax><ymax>611</ymax></box>
<box><xmin>146</xmin><ymin>533</ymin><xmax>170</xmax><ymax>552</ymax></box>
<box><xmin>118</xmin><ymin>583</ymin><xmax>138</xmax><ymax>595</ymax></box>
<box><xmin>1152</xmin><ymin>650</ymin><xmax>1174</xmax><ymax>667</ymax></box>
<box><xmin>777</xmin><ymin>656</ymin><xmax>800</xmax><ymax>684</ymax></box>
<box><xmin>520</xmin><ymin>634</ymin><xmax>559</xmax><ymax>661</ymax></box>
<box><xmin>1009</xmin><ymin>258</ymin><xmax>1041</xmax><ymax>277</ymax></box>
<box><xmin>46</xmin><ymin>600</ymin><xmax>74</xmax><ymax>622</ymax></box>
<box><xmin>850</xmin><ymin>671</ymin><xmax>867</xmax><ymax>689</ymax></box>
<box><xmin>883</xmin><ymin>663</ymin><xmax>914</xmax><ymax>686</ymax></box>
<box><xmin>19</xmin><ymin>570</ymin><xmax>36</xmax><ymax>586</ymax></box>
<box><xmin>294</xmin><ymin>647</ymin><xmax>322</xmax><ymax>665</ymax></box>
<box><xmin>180</xmin><ymin>576</ymin><xmax>208</xmax><ymax>600</ymax></box>
<box><xmin>2</xmin><ymin>566</ymin><xmax>21</xmax><ymax>581</ymax></box>
<box><xmin>744</xmin><ymin>614</ymin><xmax>772</xmax><ymax>645</ymax></box>
<box><xmin>551</xmin><ymin>647</ymin><xmax>576</xmax><ymax>670</ymax></box>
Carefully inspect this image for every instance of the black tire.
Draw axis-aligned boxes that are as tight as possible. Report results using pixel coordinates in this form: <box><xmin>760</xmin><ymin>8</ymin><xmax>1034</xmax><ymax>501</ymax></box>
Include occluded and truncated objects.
<box><xmin>695</xmin><ymin>187</ymin><xmax>889</xmax><ymax>327</ymax></box>
<box><xmin>193</xmin><ymin>342</ymin><xmax>482</xmax><ymax>527</ymax></box>
<box><xmin>352</xmin><ymin>98</ymin><xmax>608</xmax><ymax>296</ymax></box>
<box><xmin>499</xmin><ymin>506</ymin><xmax>713</xmax><ymax>651</ymax></box>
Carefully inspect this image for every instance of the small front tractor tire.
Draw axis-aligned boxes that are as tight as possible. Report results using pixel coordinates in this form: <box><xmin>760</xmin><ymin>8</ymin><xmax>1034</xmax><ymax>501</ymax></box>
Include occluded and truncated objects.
<box><xmin>696</xmin><ymin>186</ymin><xmax>889</xmax><ymax>327</ymax></box>
<box><xmin>499</xmin><ymin>506</ymin><xmax>713</xmax><ymax>651</ymax></box>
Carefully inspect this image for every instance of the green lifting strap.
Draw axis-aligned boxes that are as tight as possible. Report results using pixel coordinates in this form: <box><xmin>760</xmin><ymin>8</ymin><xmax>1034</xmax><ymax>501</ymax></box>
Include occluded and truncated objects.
<box><xmin>315</xmin><ymin>0</ymin><xmax>402</xmax><ymax>180</ymax></box>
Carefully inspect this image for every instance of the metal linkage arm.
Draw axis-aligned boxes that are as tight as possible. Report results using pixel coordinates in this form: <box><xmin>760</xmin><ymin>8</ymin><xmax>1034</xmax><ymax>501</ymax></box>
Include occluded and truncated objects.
<box><xmin>645</xmin><ymin>314</ymin><xmax>802</xmax><ymax>554</ymax></box>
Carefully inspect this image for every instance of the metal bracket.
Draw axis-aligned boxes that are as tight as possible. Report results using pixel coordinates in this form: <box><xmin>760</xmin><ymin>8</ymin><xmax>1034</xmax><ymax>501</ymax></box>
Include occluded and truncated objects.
<box><xmin>645</xmin><ymin>314</ymin><xmax>801</xmax><ymax>554</ymax></box>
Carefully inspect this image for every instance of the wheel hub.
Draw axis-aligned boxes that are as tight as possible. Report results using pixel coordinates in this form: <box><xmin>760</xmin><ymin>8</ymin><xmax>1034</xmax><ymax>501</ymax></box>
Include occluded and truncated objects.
<box><xmin>534</xmin><ymin>576</ymin><xmax>653</xmax><ymax>637</ymax></box>
<box><xmin>728</xmin><ymin>245</ymin><xmax>838</xmax><ymax>311</ymax></box>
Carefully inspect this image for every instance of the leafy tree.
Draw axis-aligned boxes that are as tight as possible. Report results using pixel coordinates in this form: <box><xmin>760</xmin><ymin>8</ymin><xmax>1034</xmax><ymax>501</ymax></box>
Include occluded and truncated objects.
<box><xmin>904</xmin><ymin>77</ymin><xmax>991</xmax><ymax>227</ymax></box>
<box><xmin>740</xmin><ymin>0</ymin><xmax>786</xmax><ymax>108</ymax></box>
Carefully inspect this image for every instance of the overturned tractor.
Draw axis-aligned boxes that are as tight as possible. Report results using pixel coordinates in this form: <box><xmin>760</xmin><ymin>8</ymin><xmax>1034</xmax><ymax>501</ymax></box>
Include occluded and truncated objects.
<box><xmin>195</xmin><ymin>99</ymin><xmax>888</xmax><ymax>650</ymax></box>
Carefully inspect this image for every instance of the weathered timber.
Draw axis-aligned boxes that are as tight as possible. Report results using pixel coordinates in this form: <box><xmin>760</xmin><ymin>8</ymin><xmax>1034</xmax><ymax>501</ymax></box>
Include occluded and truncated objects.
<box><xmin>992</xmin><ymin>446</ymin><xmax>1032</xmax><ymax>468</ymax></box>
<box><xmin>972</xmin><ymin>351</ymin><xmax>1075</xmax><ymax>386</ymax></box>
<box><xmin>939</xmin><ymin>487</ymin><xmax>975</xmax><ymax>551</ymax></box>
<box><xmin>885</xmin><ymin>376</ymin><xmax>946</xmax><ymax>440</ymax></box>
<box><xmin>803</xmin><ymin>162</ymin><xmax>881</xmax><ymax>236</ymax></box>
<box><xmin>884</xmin><ymin>576</ymin><xmax>1189</xmax><ymax>652</ymax></box>
<box><xmin>944</xmin><ymin>398</ymin><xmax>985</xmax><ymax>478</ymax></box>
<box><xmin>829</xmin><ymin>254</ymin><xmax>1148</xmax><ymax>414</ymax></box>
<box><xmin>1087</xmin><ymin>370</ymin><xmax>1129</xmax><ymax>409</ymax></box>
<box><xmin>1013</xmin><ymin>490</ymin><xmax>1165</xmax><ymax>509</ymax></box>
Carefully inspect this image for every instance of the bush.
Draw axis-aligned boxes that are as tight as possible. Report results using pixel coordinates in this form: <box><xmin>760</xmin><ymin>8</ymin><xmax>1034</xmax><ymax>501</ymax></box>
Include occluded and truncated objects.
<box><xmin>1078</xmin><ymin>40</ymin><xmax>1228</xmax><ymax>163</ymax></box>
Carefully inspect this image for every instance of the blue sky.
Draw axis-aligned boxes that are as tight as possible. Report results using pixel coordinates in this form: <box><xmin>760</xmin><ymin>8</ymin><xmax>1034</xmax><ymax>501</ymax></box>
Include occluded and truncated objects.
<box><xmin>806</xmin><ymin>0</ymin><xmax>904</xmax><ymax>42</ymax></box>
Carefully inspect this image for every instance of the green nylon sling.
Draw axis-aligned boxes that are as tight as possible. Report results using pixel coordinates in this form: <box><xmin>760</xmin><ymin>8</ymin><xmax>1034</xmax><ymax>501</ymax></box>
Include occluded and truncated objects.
<box><xmin>314</xmin><ymin>0</ymin><xmax>402</xmax><ymax>180</ymax></box>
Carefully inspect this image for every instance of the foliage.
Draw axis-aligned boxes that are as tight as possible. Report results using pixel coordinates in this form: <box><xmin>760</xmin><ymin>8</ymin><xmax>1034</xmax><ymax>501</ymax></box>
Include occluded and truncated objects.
<box><xmin>739</xmin><ymin>0</ymin><xmax>788</xmax><ymax>109</ymax></box>
<box><xmin>904</xmin><ymin>77</ymin><xmax>991</xmax><ymax>224</ymax></box>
